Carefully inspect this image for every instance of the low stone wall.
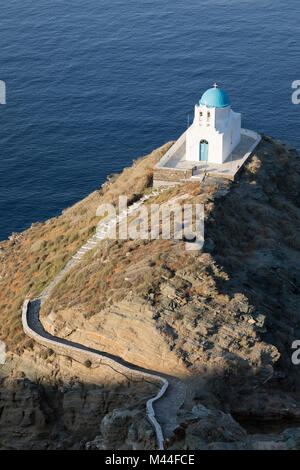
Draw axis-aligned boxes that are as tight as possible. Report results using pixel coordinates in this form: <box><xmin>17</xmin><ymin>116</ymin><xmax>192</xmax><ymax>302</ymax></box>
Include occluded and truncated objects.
<box><xmin>153</xmin><ymin>167</ymin><xmax>193</xmax><ymax>183</ymax></box>
<box><xmin>153</xmin><ymin>180</ymin><xmax>181</xmax><ymax>188</ymax></box>
<box><xmin>22</xmin><ymin>299</ymin><xmax>168</xmax><ymax>450</ymax></box>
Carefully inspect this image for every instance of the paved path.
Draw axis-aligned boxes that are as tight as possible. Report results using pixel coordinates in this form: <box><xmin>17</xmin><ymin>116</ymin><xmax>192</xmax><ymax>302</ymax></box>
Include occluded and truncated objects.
<box><xmin>22</xmin><ymin>188</ymin><xmax>186</xmax><ymax>449</ymax></box>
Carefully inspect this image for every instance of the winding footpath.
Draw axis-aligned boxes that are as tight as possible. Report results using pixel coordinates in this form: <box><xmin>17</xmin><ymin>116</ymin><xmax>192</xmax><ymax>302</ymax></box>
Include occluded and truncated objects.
<box><xmin>22</xmin><ymin>188</ymin><xmax>186</xmax><ymax>450</ymax></box>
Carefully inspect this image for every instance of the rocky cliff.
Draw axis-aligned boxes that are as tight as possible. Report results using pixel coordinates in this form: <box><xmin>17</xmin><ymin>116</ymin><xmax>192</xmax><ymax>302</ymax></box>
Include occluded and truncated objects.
<box><xmin>1</xmin><ymin>136</ymin><xmax>300</xmax><ymax>449</ymax></box>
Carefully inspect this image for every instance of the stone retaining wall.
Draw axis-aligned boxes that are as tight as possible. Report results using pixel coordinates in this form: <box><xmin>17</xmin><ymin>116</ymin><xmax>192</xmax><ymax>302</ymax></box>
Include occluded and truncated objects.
<box><xmin>153</xmin><ymin>167</ymin><xmax>193</xmax><ymax>183</ymax></box>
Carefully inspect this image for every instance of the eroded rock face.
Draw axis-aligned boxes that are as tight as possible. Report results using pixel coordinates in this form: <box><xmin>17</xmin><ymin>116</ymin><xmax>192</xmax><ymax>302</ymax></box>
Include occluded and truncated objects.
<box><xmin>166</xmin><ymin>405</ymin><xmax>300</xmax><ymax>451</ymax></box>
<box><xmin>1</xmin><ymin>136</ymin><xmax>300</xmax><ymax>450</ymax></box>
<box><xmin>40</xmin><ymin>287</ymin><xmax>280</xmax><ymax>379</ymax></box>
<box><xmin>0</xmin><ymin>346</ymin><xmax>157</xmax><ymax>450</ymax></box>
<box><xmin>0</xmin><ymin>376</ymin><xmax>156</xmax><ymax>450</ymax></box>
<box><xmin>0</xmin><ymin>379</ymin><xmax>48</xmax><ymax>449</ymax></box>
<box><xmin>86</xmin><ymin>408</ymin><xmax>156</xmax><ymax>450</ymax></box>
<box><xmin>38</xmin><ymin>139</ymin><xmax>300</xmax><ymax>387</ymax></box>
<box><xmin>188</xmin><ymin>405</ymin><xmax>247</xmax><ymax>443</ymax></box>
<box><xmin>34</xmin><ymin>136</ymin><xmax>300</xmax><ymax>449</ymax></box>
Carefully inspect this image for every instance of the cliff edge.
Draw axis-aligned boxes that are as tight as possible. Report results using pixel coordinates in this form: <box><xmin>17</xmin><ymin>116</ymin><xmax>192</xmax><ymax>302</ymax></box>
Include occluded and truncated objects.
<box><xmin>1</xmin><ymin>136</ymin><xmax>300</xmax><ymax>449</ymax></box>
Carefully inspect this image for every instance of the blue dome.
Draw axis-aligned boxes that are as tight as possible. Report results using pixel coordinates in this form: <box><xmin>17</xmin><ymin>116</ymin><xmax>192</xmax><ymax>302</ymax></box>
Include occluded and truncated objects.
<box><xmin>199</xmin><ymin>87</ymin><xmax>231</xmax><ymax>108</ymax></box>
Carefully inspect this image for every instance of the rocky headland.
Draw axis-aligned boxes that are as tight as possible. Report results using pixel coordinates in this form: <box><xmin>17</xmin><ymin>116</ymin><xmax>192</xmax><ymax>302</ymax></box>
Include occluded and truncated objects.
<box><xmin>1</xmin><ymin>136</ymin><xmax>300</xmax><ymax>450</ymax></box>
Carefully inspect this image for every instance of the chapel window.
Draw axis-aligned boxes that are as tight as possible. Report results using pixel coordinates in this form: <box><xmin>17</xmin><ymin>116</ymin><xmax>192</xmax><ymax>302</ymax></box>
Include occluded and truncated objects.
<box><xmin>207</xmin><ymin>111</ymin><xmax>210</xmax><ymax>126</ymax></box>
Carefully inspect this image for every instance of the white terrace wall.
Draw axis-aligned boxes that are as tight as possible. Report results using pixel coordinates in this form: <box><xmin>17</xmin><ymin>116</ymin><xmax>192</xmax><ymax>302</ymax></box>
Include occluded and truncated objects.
<box><xmin>155</xmin><ymin>130</ymin><xmax>187</xmax><ymax>169</ymax></box>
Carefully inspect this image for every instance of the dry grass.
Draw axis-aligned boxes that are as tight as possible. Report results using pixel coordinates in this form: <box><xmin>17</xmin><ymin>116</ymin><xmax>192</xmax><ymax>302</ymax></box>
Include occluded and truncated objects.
<box><xmin>0</xmin><ymin>190</ymin><xmax>102</xmax><ymax>352</ymax></box>
<box><xmin>0</xmin><ymin>142</ymin><xmax>172</xmax><ymax>353</ymax></box>
<box><xmin>40</xmin><ymin>137</ymin><xmax>300</xmax><ymax>325</ymax></box>
<box><xmin>40</xmin><ymin>175</ymin><xmax>226</xmax><ymax>321</ymax></box>
<box><xmin>3</xmin><ymin>134</ymin><xmax>300</xmax><ymax>368</ymax></box>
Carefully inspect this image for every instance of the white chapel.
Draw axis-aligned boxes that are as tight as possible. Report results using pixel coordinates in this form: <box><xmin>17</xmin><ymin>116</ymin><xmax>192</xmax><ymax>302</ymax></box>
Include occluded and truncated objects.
<box><xmin>185</xmin><ymin>84</ymin><xmax>241</xmax><ymax>164</ymax></box>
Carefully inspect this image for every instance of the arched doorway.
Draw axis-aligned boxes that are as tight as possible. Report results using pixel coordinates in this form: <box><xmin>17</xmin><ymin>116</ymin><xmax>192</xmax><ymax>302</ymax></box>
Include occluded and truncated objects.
<box><xmin>199</xmin><ymin>140</ymin><xmax>208</xmax><ymax>162</ymax></box>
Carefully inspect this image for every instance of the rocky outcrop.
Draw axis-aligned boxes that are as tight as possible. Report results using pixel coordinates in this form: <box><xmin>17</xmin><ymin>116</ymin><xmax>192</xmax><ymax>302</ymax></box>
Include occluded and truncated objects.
<box><xmin>85</xmin><ymin>408</ymin><xmax>156</xmax><ymax>450</ymax></box>
<box><xmin>0</xmin><ymin>354</ymin><xmax>158</xmax><ymax>450</ymax></box>
<box><xmin>166</xmin><ymin>404</ymin><xmax>300</xmax><ymax>450</ymax></box>
<box><xmin>19</xmin><ymin>186</ymin><xmax>184</xmax><ymax>450</ymax></box>
<box><xmin>1</xmin><ymin>136</ymin><xmax>300</xmax><ymax>450</ymax></box>
<box><xmin>42</xmin><ymin>299</ymin><xmax>188</xmax><ymax>376</ymax></box>
<box><xmin>36</xmin><ymin>136</ymin><xmax>300</xmax><ymax>449</ymax></box>
<box><xmin>22</xmin><ymin>294</ymin><xmax>169</xmax><ymax>450</ymax></box>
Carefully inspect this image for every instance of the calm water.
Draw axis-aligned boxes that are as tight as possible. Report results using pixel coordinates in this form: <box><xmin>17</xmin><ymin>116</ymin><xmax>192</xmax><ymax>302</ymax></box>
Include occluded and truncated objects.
<box><xmin>0</xmin><ymin>0</ymin><xmax>299</xmax><ymax>240</ymax></box>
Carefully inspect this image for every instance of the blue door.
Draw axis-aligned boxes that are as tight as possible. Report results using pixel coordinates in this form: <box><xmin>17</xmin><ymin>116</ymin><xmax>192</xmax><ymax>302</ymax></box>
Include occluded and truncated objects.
<box><xmin>200</xmin><ymin>140</ymin><xmax>208</xmax><ymax>162</ymax></box>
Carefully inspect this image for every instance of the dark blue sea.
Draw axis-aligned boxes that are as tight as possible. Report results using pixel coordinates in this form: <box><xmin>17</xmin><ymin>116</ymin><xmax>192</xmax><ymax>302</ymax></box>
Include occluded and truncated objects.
<box><xmin>0</xmin><ymin>0</ymin><xmax>299</xmax><ymax>240</ymax></box>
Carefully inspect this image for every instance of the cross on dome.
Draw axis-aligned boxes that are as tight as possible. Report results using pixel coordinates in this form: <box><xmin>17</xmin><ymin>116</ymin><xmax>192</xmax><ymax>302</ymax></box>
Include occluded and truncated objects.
<box><xmin>213</xmin><ymin>82</ymin><xmax>218</xmax><ymax>88</ymax></box>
